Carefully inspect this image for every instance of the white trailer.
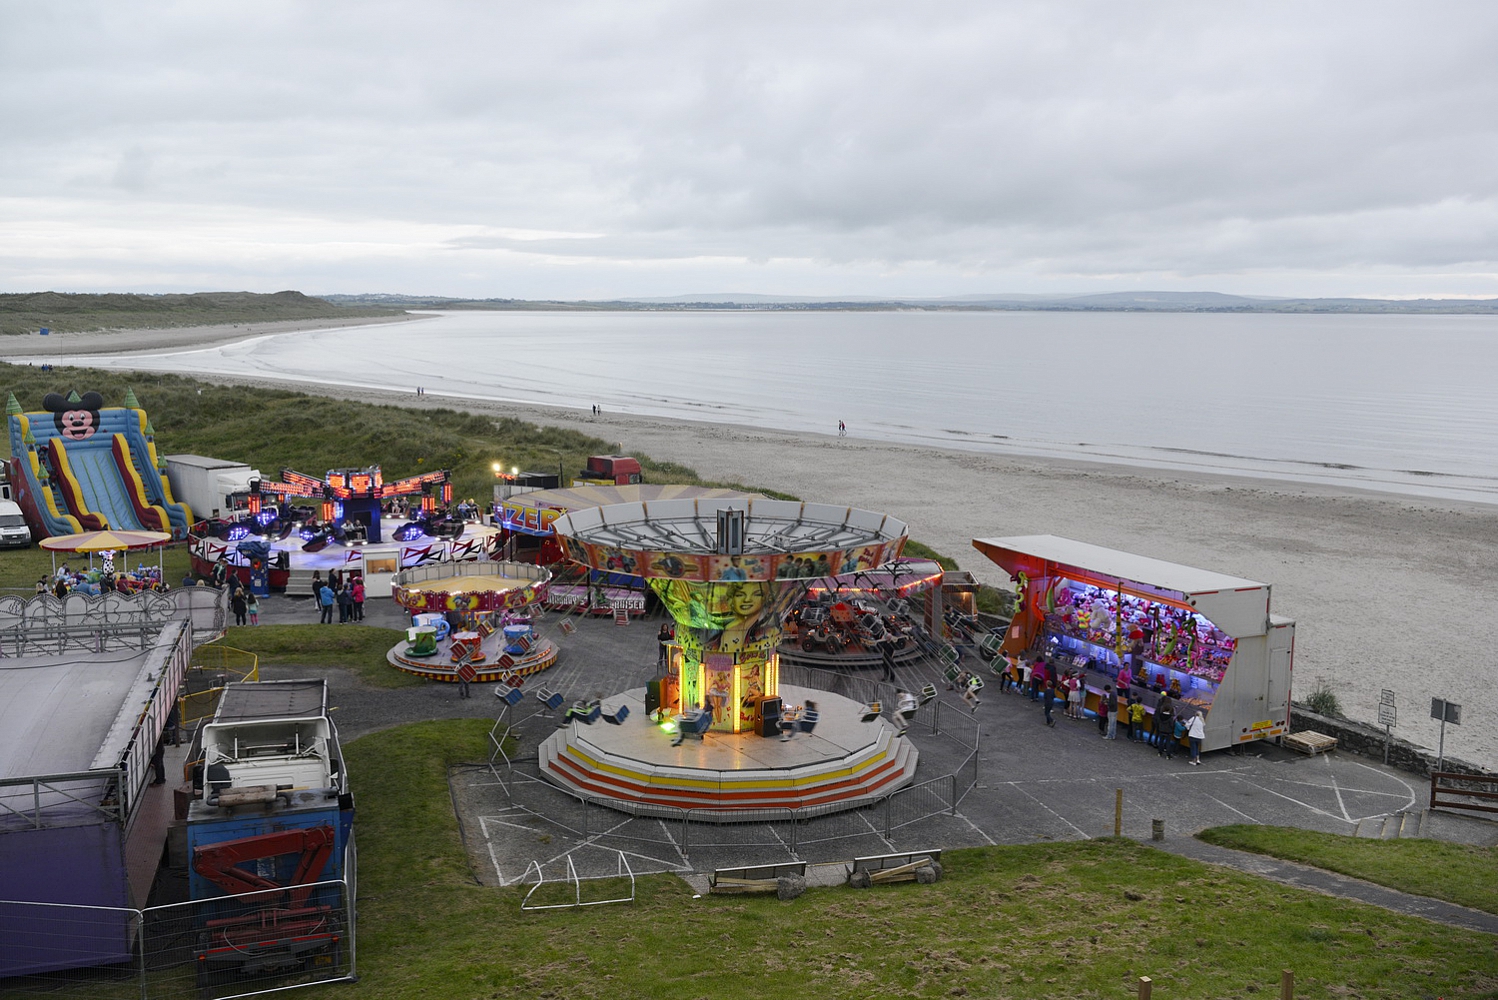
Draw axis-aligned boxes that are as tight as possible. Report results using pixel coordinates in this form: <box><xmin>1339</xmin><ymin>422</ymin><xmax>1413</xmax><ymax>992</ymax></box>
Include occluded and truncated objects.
<box><xmin>164</xmin><ymin>454</ymin><xmax>261</xmax><ymax>521</ymax></box>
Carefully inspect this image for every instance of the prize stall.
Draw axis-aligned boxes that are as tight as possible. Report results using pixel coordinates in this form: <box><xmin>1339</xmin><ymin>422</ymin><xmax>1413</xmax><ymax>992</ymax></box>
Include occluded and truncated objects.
<box><xmin>972</xmin><ymin>535</ymin><xmax>1295</xmax><ymax>753</ymax></box>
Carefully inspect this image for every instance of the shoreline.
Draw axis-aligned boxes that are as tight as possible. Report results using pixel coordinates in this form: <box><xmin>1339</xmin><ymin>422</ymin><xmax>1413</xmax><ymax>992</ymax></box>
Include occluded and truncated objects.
<box><xmin>0</xmin><ymin>313</ymin><xmax>420</xmax><ymax>357</ymax></box>
<box><xmin>5</xmin><ymin>319</ymin><xmax>1494</xmax><ymax>771</ymax></box>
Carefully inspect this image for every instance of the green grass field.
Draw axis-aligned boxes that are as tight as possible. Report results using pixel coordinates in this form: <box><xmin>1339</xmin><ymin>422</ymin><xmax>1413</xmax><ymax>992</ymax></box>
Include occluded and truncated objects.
<box><xmin>211</xmin><ymin>624</ymin><xmax>419</xmax><ymax>687</ymax></box>
<box><xmin>340</xmin><ymin>720</ymin><xmax>1498</xmax><ymax>1000</ymax></box>
<box><xmin>1199</xmin><ymin>824</ymin><xmax>1498</xmax><ymax>916</ymax></box>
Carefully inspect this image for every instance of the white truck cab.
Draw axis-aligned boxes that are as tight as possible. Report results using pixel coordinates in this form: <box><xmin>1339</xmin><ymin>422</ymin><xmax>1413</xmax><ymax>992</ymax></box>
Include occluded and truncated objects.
<box><xmin>0</xmin><ymin>500</ymin><xmax>32</xmax><ymax>548</ymax></box>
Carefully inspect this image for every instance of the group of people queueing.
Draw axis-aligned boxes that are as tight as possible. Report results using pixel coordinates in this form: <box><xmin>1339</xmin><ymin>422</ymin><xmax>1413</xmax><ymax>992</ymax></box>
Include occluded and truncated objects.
<box><xmin>311</xmin><ymin>568</ymin><xmax>366</xmax><ymax>624</ymax></box>
<box><xmin>992</xmin><ymin>655</ymin><xmax>1208</xmax><ymax>765</ymax></box>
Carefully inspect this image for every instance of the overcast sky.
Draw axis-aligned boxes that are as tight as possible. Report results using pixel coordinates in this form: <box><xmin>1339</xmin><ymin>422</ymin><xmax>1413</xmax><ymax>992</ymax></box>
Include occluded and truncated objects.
<box><xmin>3</xmin><ymin>2</ymin><xmax>1497</xmax><ymax>299</ymax></box>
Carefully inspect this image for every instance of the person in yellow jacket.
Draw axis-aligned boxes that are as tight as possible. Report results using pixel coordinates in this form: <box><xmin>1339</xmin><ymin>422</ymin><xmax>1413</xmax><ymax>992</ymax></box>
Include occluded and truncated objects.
<box><xmin>1127</xmin><ymin>697</ymin><xmax>1147</xmax><ymax>743</ymax></box>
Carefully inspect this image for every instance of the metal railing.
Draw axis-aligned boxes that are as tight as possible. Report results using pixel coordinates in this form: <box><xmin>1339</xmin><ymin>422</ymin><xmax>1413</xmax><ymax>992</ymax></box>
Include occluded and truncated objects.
<box><xmin>1429</xmin><ymin>771</ymin><xmax>1498</xmax><ymax>816</ymax></box>
<box><xmin>0</xmin><ymin>588</ymin><xmax>226</xmax><ymax>655</ymax></box>
<box><xmin>520</xmin><ymin>852</ymin><xmax>635</xmax><ymax>911</ymax></box>
<box><xmin>178</xmin><ymin>645</ymin><xmax>260</xmax><ymax>728</ymax></box>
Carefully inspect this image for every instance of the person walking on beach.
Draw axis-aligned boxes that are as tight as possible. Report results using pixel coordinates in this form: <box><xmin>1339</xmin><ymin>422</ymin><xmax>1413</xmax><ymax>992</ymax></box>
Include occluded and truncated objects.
<box><xmin>838</xmin><ymin>419</ymin><xmax>846</xmax><ymax>438</ymax></box>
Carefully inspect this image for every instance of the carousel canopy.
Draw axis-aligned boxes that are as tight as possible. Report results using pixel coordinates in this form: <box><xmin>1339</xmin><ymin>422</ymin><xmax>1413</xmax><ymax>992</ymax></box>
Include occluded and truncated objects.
<box><xmin>40</xmin><ymin>529</ymin><xmax>173</xmax><ymax>553</ymax></box>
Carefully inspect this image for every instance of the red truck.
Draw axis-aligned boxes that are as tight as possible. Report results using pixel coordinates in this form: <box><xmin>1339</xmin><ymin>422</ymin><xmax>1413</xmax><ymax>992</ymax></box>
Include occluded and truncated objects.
<box><xmin>579</xmin><ymin>455</ymin><xmax>642</xmax><ymax>485</ymax></box>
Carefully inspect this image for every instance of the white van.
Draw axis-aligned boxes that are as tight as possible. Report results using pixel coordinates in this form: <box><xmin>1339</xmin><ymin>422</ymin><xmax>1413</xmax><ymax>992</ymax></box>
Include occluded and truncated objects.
<box><xmin>0</xmin><ymin>500</ymin><xmax>33</xmax><ymax>548</ymax></box>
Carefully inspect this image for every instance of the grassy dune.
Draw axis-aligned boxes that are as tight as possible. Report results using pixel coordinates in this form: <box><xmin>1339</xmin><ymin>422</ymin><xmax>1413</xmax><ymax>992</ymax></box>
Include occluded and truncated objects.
<box><xmin>0</xmin><ymin>290</ymin><xmax>398</xmax><ymax>337</ymax></box>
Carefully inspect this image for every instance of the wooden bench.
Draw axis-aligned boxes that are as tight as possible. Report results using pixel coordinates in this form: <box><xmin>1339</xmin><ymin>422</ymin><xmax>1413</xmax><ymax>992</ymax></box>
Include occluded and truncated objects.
<box><xmin>847</xmin><ymin>849</ymin><xmax>943</xmax><ymax>888</ymax></box>
<box><xmin>709</xmin><ymin>862</ymin><xmax>808</xmax><ymax>899</ymax></box>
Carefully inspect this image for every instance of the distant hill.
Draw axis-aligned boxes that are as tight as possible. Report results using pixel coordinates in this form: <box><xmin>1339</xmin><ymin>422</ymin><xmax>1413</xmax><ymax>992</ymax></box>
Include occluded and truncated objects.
<box><xmin>0</xmin><ymin>290</ymin><xmax>402</xmax><ymax>337</ymax></box>
<box><xmin>321</xmin><ymin>290</ymin><xmax>1498</xmax><ymax>314</ymax></box>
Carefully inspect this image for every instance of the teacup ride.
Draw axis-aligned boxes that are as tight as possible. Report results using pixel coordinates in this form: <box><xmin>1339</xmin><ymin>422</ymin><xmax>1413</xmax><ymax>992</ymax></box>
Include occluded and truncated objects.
<box><xmin>386</xmin><ymin>560</ymin><xmax>558</xmax><ymax>683</ymax></box>
<box><xmin>543</xmin><ymin>496</ymin><xmax>922</xmax><ymax>821</ymax></box>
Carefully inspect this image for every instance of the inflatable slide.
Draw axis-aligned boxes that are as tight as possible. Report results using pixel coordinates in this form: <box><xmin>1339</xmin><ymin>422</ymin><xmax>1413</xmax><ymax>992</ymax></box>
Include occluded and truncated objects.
<box><xmin>6</xmin><ymin>389</ymin><xmax>193</xmax><ymax>540</ymax></box>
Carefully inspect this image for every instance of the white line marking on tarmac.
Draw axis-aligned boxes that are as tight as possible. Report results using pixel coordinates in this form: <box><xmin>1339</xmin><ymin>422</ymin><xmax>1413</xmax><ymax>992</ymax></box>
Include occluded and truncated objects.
<box><xmin>956</xmin><ymin>810</ymin><xmax>997</xmax><ymax>845</ymax></box>
<box><xmin>1197</xmin><ymin>789</ymin><xmax>1262</xmax><ymax>824</ymax></box>
<box><xmin>1008</xmin><ymin>782</ymin><xmax>1091</xmax><ymax>840</ymax></box>
<box><xmin>656</xmin><ymin>817</ymin><xmax>690</xmax><ymax>867</ymax></box>
<box><xmin>1324</xmin><ymin>756</ymin><xmax>1352</xmax><ymax>822</ymax></box>
<box><xmin>1345</xmin><ymin>759</ymin><xmax>1418</xmax><ymax>812</ymax></box>
<box><xmin>478</xmin><ymin>815</ymin><xmax>505</xmax><ymax>885</ymax></box>
<box><xmin>1226</xmin><ymin>774</ymin><xmax>1359</xmax><ymax>825</ymax></box>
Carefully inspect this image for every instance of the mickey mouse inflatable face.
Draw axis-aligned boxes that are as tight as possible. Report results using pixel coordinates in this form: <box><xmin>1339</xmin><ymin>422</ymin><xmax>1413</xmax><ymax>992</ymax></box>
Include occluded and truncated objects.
<box><xmin>42</xmin><ymin>392</ymin><xmax>105</xmax><ymax>441</ymax></box>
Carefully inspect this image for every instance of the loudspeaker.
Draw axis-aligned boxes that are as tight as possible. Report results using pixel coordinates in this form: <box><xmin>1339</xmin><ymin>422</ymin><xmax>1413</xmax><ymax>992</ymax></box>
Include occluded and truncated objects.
<box><xmin>646</xmin><ymin>678</ymin><xmax>663</xmax><ymax>715</ymax></box>
<box><xmin>757</xmin><ymin>696</ymin><xmax>782</xmax><ymax>738</ymax></box>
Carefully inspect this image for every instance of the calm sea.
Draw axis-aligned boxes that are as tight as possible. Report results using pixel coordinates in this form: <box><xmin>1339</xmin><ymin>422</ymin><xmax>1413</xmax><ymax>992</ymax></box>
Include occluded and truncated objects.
<box><xmin>48</xmin><ymin>310</ymin><xmax>1498</xmax><ymax>504</ymax></box>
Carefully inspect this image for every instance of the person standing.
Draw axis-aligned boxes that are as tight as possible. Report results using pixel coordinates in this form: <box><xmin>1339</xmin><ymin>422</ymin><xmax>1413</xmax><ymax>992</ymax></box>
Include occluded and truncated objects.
<box><xmin>318</xmin><ymin>581</ymin><xmax>335</xmax><ymax>624</ymax></box>
<box><xmin>230</xmin><ymin>586</ymin><xmax>248</xmax><ymax>627</ymax></box>
<box><xmin>247</xmin><ymin>591</ymin><xmax>260</xmax><ymax>626</ymax></box>
<box><xmin>1154</xmin><ymin>693</ymin><xmax>1176</xmax><ymax>759</ymax></box>
<box><xmin>1041</xmin><ymin>676</ymin><xmax>1057</xmax><ymax>727</ymax></box>
<box><xmin>310</xmin><ymin>570</ymin><xmax>323</xmax><ymax>603</ymax></box>
<box><xmin>1186</xmin><ymin>711</ymin><xmax>1206</xmax><ymax>765</ymax></box>
<box><xmin>1129</xmin><ymin>696</ymin><xmax>1147</xmax><ymax>743</ymax></box>
<box><xmin>336</xmin><ymin>583</ymin><xmax>354</xmax><ymax>624</ymax></box>
<box><xmin>1103</xmin><ymin>684</ymin><xmax>1119</xmax><ymax>739</ymax></box>
<box><xmin>352</xmin><ymin>576</ymin><xmax>365</xmax><ymax>622</ymax></box>
<box><xmin>657</xmin><ymin>623</ymin><xmax>672</xmax><ymax>667</ymax></box>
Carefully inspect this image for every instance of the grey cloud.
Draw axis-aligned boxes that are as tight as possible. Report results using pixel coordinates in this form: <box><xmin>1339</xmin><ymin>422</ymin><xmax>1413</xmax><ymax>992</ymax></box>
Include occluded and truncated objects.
<box><xmin>1</xmin><ymin>1</ymin><xmax>1497</xmax><ymax>296</ymax></box>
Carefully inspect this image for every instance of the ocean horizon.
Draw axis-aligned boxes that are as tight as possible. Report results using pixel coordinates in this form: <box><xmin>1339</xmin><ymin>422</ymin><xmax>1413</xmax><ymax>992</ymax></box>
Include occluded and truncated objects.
<box><xmin>37</xmin><ymin>309</ymin><xmax>1498</xmax><ymax>506</ymax></box>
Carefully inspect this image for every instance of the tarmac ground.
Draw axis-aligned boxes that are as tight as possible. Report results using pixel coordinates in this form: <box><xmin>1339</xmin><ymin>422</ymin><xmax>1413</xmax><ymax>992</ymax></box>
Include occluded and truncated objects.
<box><xmin>251</xmin><ymin>592</ymin><xmax>1498</xmax><ymax>928</ymax></box>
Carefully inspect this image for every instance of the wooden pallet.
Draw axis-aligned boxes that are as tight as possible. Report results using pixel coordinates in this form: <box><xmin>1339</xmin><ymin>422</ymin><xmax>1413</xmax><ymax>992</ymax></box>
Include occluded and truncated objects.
<box><xmin>1282</xmin><ymin>730</ymin><xmax>1338</xmax><ymax>756</ymax></box>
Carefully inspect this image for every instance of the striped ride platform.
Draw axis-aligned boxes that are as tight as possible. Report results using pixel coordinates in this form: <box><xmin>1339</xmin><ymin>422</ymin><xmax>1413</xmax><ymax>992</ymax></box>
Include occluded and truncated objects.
<box><xmin>538</xmin><ymin>685</ymin><xmax>919</xmax><ymax>821</ymax></box>
<box><xmin>386</xmin><ymin>631</ymin><xmax>558</xmax><ymax>683</ymax></box>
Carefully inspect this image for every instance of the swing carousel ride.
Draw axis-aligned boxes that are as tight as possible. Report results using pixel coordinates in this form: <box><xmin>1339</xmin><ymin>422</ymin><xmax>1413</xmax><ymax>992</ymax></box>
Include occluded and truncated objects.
<box><xmin>542</xmin><ymin>496</ymin><xmax>919</xmax><ymax>820</ymax></box>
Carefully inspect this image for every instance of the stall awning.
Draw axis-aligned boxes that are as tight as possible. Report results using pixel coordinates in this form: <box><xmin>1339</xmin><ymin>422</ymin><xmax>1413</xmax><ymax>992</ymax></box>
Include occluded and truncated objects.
<box><xmin>41</xmin><ymin>529</ymin><xmax>173</xmax><ymax>553</ymax></box>
<box><xmin>972</xmin><ymin>534</ymin><xmax>1270</xmax><ymax>638</ymax></box>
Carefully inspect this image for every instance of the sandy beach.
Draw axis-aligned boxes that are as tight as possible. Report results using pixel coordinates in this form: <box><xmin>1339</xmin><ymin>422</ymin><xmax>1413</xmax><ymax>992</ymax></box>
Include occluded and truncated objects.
<box><xmin>0</xmin><ymin>314</ymin><xmax>419</xmax><ymax>357</ymax></box>
<box><xmin>16</xmin><ymin>319</ymin><xmax>1497</xmax><ymax>771</ymax></box>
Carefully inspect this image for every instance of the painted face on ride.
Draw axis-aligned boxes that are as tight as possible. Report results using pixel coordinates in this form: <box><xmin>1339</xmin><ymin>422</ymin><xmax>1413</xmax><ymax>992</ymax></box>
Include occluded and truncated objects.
<box><xmin>43</xmin><ymin>391</ymin><xmax>105</xmax><ymax>441</ymax></box>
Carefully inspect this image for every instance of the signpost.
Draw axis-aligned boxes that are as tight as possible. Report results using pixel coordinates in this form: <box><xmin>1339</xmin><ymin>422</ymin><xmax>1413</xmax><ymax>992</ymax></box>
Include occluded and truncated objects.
<box><xmin>1430</xmin><ymin>698</ymin><xmax>1462</xmax><ymax>772</ymax></box>
<box><xmin>1378</xmin><ymin>690</ymin><xmax>1397</xmax><ymax>764</ymax></box>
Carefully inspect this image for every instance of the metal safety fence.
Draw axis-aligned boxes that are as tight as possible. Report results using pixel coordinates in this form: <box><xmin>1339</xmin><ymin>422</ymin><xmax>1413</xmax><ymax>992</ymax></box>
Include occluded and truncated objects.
<box><xmin>486</xmin><ymin>704</ymin><xmax>981</xmax><ymax>869</ymax></box>
<box><xmin>0</xmin><ymin>841</ymin><xmax>355</xmax><ymax>1000</ymax></box>
<box><xmin>178</xmin><ymin>645</ymin><xmax>260</xmax><ymax>728</ymax></box>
